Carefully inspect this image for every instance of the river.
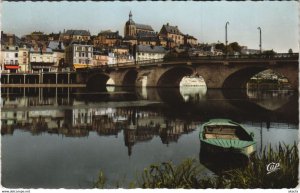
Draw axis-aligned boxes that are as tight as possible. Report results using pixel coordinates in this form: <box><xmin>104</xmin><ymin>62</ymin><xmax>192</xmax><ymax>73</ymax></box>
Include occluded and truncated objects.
<box><xmin>1</xmin><ymin>86</ymin><xmax>298</xmax><ymax>188</ymax></box>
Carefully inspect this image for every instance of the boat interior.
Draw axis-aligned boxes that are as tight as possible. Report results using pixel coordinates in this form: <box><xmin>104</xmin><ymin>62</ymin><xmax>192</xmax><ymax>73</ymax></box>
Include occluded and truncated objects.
<box><xmin>203</xmin><ymin>125</ymin><xmax>251</xmax><ymax>141</ymax></box>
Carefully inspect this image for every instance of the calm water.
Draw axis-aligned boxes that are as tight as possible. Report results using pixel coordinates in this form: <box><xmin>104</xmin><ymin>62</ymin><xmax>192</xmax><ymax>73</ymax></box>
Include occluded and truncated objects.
<box><xmin>1</xmin><ymin>87</ymin><xmax>298</xmax><ymax>188</ymax></box>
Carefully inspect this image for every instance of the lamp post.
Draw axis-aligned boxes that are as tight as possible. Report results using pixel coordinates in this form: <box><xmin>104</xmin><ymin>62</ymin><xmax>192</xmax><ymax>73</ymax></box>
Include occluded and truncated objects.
<box><xmin>257</xmin><ymin>27</ymin><xmax>262</xmax><ymax>54</ymax></box>
<box><xmin>225</xmin><ymin>21</ymin><xmax>229</xmax><ymax>55</ymax></box>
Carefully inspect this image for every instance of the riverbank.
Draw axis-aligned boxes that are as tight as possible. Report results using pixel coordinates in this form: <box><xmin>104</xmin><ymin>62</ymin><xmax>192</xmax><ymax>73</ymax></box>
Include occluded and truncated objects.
<box><xmin>94</xmin><ymin>143</ymin><xmax>298</xmax><ymax>189</ymax></box>
<box><xmin>1</xmin><ymin>84</ymin><xmax>85</xmax><ymax>88</ymax></box>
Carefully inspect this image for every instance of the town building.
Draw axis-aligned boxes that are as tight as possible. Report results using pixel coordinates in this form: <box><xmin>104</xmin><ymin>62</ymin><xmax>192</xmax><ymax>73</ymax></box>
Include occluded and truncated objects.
<box><xmin>184</xmin><ymin>34</ymin><xmax>198</xmax><ymax>46</ymax></box>
<box><xmin>159</xmin><ymin>23</ymin><xmax>184</xmax><ymax>47</ymax></box>
<box><xmin>61</xmin><ymin>30</ymin><xmax>91</xmax><ymax>44</ymax></box>
<box><xmin>241</xmin><ymin>46</ymin><xmax>261</xmax><ymax>55</ymax></box>
<box><xmin>1</xmin><ymin>31</ymin><xmax>21</xmax><ymax>47</ymax></box>
<box><xmin>29</xmin><ymin>46</ymin><xmax>56</xmax><ymax>72</ymax></box>
<box><xmin>48</xmin><ymin>32</ymin><xmax>61</xmax><ymax>41</ymax></box>
<box><xmin>18</xmin><ymin>46</ymin><xmax>30</xmax><ymax>72</ymax></box>
<box><xmin>122</xmin><ymin>36</ymin><xmax>138</xmax><ymax>46</ymax></box>
<box><xmin>94</xmin><ymin>30</ymin><xmax>121</xmax><ymax>47</ymax></box>
<box><xmin>48</xmin><ymin>41</ymin><xmax>65</xmax><ymax>70</ymax></box>
<box><xmin>136</xmin><ymin>45</ymin><xmax>166</xmax><ymax>62</ymax></box>
<box><xmin>1</xmin><ymin>46</ymin><xmax>20</xmax><ymax>73</ymax></box>
<box><xmin>137</xmin><ymin>35</ymin><xmax>159</xmax><ymax>46</ymax></box>
<box><xmin>93</xmin><ymin>51</ymin><xmax>109</xmax><ymax>66</ymax></box>
<box><xmin>158</xmin><ymin>36</ymin><xmax>175</xmax><ymax>49</ymax></box>
<box><xmin>65</xmin><ymin>42</ymin><xmax>93</xmax><ymax>70</ymax></box>
<box><xmin>23</xmin><ymin>31</ymin><xmax>48</xmax><ymax>47</ymax></box>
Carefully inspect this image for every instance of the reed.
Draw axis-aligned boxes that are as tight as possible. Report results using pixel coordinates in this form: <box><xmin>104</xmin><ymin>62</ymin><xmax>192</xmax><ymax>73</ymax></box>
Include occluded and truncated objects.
<box><xmin>222</xmin><ymin>142</ymin><xmax>299</xmax><ymax>188</ymax></box>
<box><xmin>94</xmin><ymin>143</ymin><xmax>298</xmax><ymax>188</ymax></box>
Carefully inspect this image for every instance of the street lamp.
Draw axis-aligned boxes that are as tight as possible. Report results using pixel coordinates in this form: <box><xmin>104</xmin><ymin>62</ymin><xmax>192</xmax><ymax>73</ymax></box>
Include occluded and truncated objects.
<box><xmin>225</xmin><ymin>21</ymin><xmax>229</xmax><ymax>55</ymax></box>
<box><xmin>257</xmin><ymin>27</ymin><xmax>262</xmax><ymax>54</ymax></box>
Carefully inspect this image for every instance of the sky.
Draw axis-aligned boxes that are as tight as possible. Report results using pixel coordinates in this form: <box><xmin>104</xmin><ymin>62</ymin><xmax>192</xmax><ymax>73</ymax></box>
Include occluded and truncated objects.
<box><xmin>1</xmin><ymin>1</ymin><xmax>299</xmax><ymax>53</ymax></box>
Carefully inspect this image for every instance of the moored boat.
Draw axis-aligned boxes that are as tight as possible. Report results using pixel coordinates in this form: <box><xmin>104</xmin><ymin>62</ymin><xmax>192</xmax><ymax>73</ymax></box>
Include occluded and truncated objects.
<box><xmin>199</xmin><ymin>119</ymin><xmax>256</xmax><ymax>158</ymax></box>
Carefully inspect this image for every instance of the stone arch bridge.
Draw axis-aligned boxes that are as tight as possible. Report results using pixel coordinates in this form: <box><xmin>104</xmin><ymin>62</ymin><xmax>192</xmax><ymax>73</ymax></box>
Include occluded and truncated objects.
<box><xmin>76</xmin><ymin>53</ymin><xmax>299</xmax><ymax>91</ymax></box>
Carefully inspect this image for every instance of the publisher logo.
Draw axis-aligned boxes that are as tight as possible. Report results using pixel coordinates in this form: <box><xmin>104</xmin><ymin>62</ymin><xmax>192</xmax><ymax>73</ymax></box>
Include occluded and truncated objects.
<box><xmin>266</xmin><ymin>162</ymin><xmax>280</xmax><ymax>174</ymax></box>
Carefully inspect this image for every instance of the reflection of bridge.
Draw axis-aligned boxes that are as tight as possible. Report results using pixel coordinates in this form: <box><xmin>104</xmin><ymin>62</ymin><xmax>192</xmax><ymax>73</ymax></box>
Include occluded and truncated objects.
<box><xmin>1</xmin><ymin>53</ymin><xmax>298</xmax><ymax>90</ymax></box>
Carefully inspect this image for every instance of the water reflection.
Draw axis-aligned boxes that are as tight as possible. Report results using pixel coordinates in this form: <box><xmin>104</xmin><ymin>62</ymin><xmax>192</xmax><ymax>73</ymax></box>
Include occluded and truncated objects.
<box><xmin>179</xmin><ymin>86</ymin><xmax>207</xmax><ymax>102</ymax></box>
<box><xmin>1</xmin><ymin>86</ymin><xmax>298</xmax><ymax>188</ymax></box>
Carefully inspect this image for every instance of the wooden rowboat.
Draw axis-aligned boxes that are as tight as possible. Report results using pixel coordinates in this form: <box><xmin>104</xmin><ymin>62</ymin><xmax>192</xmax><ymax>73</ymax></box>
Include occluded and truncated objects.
<box><xmin>199</xmin><ymin>119</ymin><xmax>256</xmax><ymax>158</ymax></box>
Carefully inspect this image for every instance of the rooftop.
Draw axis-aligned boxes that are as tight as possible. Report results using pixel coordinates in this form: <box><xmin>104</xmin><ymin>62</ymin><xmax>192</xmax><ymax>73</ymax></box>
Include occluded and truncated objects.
<box><xmin>64</xmin><ymin>30</ymin><xmax>91</xmax><ymax>36</ymax></box>
<box><xmin>137</xmin><ymin>45</ymin><xmax>166</xmax><ymax>53</ymax></box>
<box><xmin>161</xmin><ymin>23</ymin><xmax>183</xmax><ymax>35</ymax></box>
<box><xmin>48</xmin><ymin>41</ymin><xmax>65</xmax><ymax>50</ymax></box>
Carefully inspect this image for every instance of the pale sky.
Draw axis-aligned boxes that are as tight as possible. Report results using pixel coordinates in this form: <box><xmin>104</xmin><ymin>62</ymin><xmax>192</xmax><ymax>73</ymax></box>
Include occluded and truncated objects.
<box><xmin>1</xmin><ymin>1</ymin><xmax>299</xmax><ymax>53</ymax></box>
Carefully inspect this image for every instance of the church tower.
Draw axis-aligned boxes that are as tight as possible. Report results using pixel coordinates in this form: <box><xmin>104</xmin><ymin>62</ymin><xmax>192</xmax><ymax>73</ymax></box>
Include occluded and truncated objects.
<box><xmin>124</xmin><ymin>11</ymin><xmax>136</xmax><ymax>37</ymax></box>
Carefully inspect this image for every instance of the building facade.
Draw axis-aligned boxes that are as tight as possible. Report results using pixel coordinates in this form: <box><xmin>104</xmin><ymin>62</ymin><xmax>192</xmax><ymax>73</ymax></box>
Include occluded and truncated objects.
<box><xmin>136</xmin><ymin>45</ymin><xmax>166</xmax><ymax>62</ymax></box>
<box><xmin>48</xmin><ymin>41</ymin><xmax>65</xmax><ymax>70</ymax></box>
<box><xmin>94</xmin><ymin>30</ymin><xmax>121</xmax><ymax>47</ymax></box>
<box><xmin>184</xmin><ymin>34</ymin><xmax>198</xmax><ymax>46</ymax></box>
<box><xmin>18</xmin><ymin>46</ymin><xmax>30</xmax><ymax>72</ymax></box>
<box><xmin>159</xmin><ymin>23</ymin><xmax>184</xmax><ymax>47</ymax></box>
<box><xmin>65</xmin><ymin>43</ymin><xmax>93</xmax><ymax>70</ymax></box>
<box><xmin>61</xmin><ymin>30</ymin><xmax>91</xmax><ymax>43</ymax></box>
<box><xmin>1</xmin><ymin>46</ymin><xmax>19</xmax><ymax>73</ymax></box>
<box><xmin>30</xmin><ymin>46</ymin><xmax>56</xmax><ymax>72</ymax></box>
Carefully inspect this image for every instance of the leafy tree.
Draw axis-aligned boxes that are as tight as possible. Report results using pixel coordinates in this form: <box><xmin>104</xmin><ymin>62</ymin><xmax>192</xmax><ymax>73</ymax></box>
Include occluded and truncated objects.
<box><xmin>263</xmin><ymin>49</ymin><xmax>276</xmax><ymax>55</ymax></box>
<box><xmin>215</xmin><ymin>43</ymin><xmax>225</xmax><ymax>52</ymax></box>
<box><xmin>229</xmin><ymin>42</ymin><xmax>242</xmax><ymax>53</ymax></box>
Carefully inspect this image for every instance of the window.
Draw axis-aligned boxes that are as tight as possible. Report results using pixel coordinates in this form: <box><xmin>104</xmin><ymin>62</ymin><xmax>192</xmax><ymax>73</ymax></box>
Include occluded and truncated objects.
<box><xmin>23</xmin><ymin>52</ymin><xmax>27</xmax><ymax>56</ymax></box>
<box><xmin>15</xmin><ymin>53</ymin><xmax>18</xmax><ymax>57</ymax></box>
<box><xmin>16</xmin><ymin>47</ymin><xmax>18</xmax><ymax>50</ymax></box>
<box><xmin>15</xmin><ymin>60</ymin><xmax>18</xmax><ymax>64</ymax></box>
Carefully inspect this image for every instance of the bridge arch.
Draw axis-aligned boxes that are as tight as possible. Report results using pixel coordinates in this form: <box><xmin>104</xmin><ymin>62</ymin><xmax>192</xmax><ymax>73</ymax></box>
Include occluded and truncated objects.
<box><xmin>122</xmin><ymin>69</ymin><xmax>138</xmax><ymax>86</ymax></box>
<box><xmin>222</xmin><ymin>66</ymin><xmax>267</xmax><ymax>89</ymax></box>
<box><xmin>157</xmin><ymin>66</ymin><xmax>194</xmax><ymax>87</ymax></box>
<box><xmin>222</xmin><ymin>66</ymin><xmax>295</xmax><ymax>89</ymax></box>
<box><xmin>86</xmin><ymin>73</ymin><xmax>111</xmax><ymax>91</ymax></box>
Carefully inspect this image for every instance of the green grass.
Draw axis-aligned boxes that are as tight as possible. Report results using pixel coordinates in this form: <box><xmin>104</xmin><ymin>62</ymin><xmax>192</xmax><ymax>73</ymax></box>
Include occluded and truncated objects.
<box><xmin>94</xmin><ymin>143</ymin><xmax>298</xmax><ymax>189</ymax></box>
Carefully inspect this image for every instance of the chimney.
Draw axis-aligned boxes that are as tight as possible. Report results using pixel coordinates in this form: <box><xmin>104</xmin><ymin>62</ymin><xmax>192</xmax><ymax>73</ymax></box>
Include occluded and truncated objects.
<box><xmin>166</xmin><ymin>23</ymin><xmax>169</xmax><ymax>26</ymax></box>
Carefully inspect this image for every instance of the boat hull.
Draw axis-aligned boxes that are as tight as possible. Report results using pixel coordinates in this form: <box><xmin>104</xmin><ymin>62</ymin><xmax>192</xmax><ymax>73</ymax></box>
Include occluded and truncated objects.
<box><xmin>200</xmin><ymin>140</ymin><xmax>256</xmax><ymax>157</ymax></box>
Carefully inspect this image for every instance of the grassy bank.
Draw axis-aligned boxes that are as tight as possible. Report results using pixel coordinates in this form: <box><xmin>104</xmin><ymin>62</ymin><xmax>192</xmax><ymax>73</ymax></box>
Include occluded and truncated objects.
<box><xmin>94</xmin><ymin>143</ymin><xmax>298</xmax><ymax>189</ymax></box>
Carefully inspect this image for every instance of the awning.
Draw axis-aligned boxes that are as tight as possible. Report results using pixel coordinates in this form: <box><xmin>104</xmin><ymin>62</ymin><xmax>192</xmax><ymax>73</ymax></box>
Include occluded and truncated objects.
<box><xmin>4</xmin><ymin>65</ymin><xmax>20</xmax><ymax>70</ymax></box>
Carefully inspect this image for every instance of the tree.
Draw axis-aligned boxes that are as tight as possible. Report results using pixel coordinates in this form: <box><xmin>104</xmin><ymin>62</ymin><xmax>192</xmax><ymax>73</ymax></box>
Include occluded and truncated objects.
<box><xmin>263</xmin><ymin>49</ymin><xmax>276</xmax><ymax>55</ymax></box>
<box><xmin>229</xmin><ymin>42</ymin><xmax>242</xmax><ymax>53</ymax></box>
<box><xmin>215</xmin><ymin>43</ymin><xmax>225</xmax><ymax>52</ymax></box>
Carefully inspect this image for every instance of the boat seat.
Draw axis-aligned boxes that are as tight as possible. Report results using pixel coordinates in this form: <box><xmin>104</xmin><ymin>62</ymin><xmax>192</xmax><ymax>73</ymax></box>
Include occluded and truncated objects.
<box><xmin>205</xmin><ymin>128</ymin><xmax>236</xmax><ymax>135</ymax></box>
<box><xmin>204</xmin><ymin>133</ymin><xmax>239</xmax><ymax>140</ymax></box>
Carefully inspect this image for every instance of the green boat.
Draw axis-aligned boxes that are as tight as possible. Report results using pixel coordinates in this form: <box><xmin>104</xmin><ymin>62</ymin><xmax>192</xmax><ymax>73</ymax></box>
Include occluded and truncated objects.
<box><xmin>199</xmin><ymin>119</ymin><xmax>256</xmax><ymax>158</ymax></box>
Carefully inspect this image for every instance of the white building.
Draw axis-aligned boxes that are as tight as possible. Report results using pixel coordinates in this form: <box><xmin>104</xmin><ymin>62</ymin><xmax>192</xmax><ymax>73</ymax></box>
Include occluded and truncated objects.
<box><xmin>65</xmin><ymin>43</ymin><xmax>93</xmax><ymax>70</ymax></box>
<box><xmin>1</xmin><ymin>46</ymin><xmax>19</xmax><ymax>72</ymax></box>
<box><xmin>136</xmin><ymin>45</ymin><xmax>166</xmax><ymax>62</ymax></box>
<box><xmin>30</xmin><ymin>47</ymin><xmax>56</xmax><ymax>72</ymax></box>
